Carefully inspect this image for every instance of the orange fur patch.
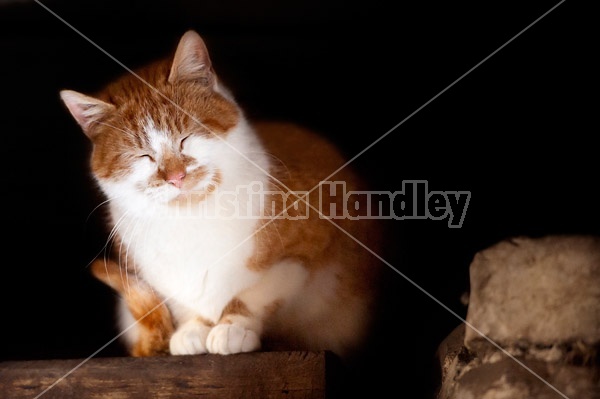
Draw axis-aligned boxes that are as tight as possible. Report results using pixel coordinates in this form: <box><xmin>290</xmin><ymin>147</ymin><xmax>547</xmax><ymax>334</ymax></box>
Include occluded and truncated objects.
<box><xmin>91</xmin><ymin>258</ymin><xmax>174</xmax><ymax>356</ymax></box>
<box><xmin>84</xmin><ymin>58</ymin><xmax>238</xmax><ymax>182</ymax></box>
<box><xmin>220</xmin><ymin>298</ymin><xmax>253</xmax><ymax>324</ymax></box>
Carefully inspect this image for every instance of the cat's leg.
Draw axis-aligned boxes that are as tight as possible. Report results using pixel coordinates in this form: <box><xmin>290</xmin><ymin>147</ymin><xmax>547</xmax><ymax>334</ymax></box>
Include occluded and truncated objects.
<box><xmin>90</xmin><ymin>259</ymin><xmax>174</xmax><ymax>357</ymax></box>
<box><xmin>206</xmin><ymin>260</ymin><xmax>308</xmax><ymax>355</ymax></box>
<box><xmin>168</xmin><ymin>315</ymin><xmax>214</xmax><ymax>355</ymax></box>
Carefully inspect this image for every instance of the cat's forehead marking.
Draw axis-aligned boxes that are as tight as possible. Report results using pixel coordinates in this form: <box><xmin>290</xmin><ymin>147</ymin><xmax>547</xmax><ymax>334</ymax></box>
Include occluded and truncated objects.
<box><xmin>143</xmin><ymin>116</ymin><xmax>171</xmax><ymax>152</ymax></box>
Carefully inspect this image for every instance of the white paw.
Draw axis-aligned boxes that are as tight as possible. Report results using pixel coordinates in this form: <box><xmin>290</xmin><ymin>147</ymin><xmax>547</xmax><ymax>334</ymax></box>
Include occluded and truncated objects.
<box><xmin>206</xmin><ymin>324</ymin><xmax>260</xmax><ymax>355</ymax></box>
<box><xmin>169</xmin><ymin>322</ymin><xmax>210</xmax><ymax>355</ymax></box>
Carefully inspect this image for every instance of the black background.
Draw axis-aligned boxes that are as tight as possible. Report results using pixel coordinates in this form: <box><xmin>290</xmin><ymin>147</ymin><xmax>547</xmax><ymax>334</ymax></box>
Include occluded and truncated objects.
<box><xmin>0</xmin><ymin>0</ymin><xmax>597</xmax><ymax>397</ymax></box>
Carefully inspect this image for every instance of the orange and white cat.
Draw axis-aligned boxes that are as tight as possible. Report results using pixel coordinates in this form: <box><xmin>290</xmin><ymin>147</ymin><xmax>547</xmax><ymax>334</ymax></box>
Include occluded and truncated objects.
<box><xmin>60</xmin><ymin>30</ymin><xmax>383</xmax><ymax>360</ymax></box>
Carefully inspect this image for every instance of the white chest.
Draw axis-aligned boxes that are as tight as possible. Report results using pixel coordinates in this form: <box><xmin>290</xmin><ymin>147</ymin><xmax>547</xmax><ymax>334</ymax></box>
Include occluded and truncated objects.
<box><xmin>116</xmin><ymin>213</ymin><xmax>261</xmax><ymax>323</ymax></box>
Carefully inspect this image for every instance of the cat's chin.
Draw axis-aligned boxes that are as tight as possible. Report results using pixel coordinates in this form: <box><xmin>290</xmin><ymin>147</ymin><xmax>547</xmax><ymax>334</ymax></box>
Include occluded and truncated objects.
<box><xmin>142</xmin><ymin>185</ymin><xmax>181</xmax><ymax>205</ymax></box>
<box><xmin>168</xmin><ymin>190</ymin><xmax>209</xmax><ymax>205</ymax></box>
<box><xmin>143</xmin><ymin>177</ymin><xmax>216</xmax><ymax>206</ymax></box>
<box><xmin>165</xmin><ymin>180</ymin><xmax>219</xmax><ymax>207</ymax></box>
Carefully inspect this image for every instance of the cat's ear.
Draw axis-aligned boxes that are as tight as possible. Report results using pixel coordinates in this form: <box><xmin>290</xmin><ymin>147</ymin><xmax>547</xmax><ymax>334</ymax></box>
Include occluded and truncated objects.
<box><xmin>60</xmin><ymin>90</ymin><xmax>115</xmax><ymax>139</ymax></box>
<box><xmin>168</xmin><ymin>30</ymin><xmax>213</xmax><ymax>85</ymax></box>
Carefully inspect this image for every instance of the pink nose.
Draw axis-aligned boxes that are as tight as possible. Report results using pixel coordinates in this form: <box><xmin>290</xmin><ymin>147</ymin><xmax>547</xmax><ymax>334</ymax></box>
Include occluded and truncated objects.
<box><xmin>167</xmin><ymin>171</ymin><xmax>186</xmax><ymax>188</ymax></box>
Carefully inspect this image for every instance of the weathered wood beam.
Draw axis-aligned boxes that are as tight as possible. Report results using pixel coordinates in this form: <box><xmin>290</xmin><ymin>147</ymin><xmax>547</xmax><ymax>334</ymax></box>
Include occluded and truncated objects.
<box><xmin>1</xmin><ymin>351</ymin><xmax>340</xmax><ymax>399</ymax></box>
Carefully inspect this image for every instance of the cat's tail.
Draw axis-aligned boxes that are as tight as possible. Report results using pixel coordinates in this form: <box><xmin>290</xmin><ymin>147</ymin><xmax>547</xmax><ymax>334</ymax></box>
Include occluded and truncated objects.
<box><xmin>90</xmin><ymin>258</ymin><xmax>174</xmax><ymax>356</ymax></box>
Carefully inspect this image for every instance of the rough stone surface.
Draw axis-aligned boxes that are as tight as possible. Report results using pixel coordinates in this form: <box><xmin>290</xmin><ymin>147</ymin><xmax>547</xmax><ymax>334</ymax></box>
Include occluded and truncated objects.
<box><xmin>453</xmin><ymin>357</ymin><xmax>600</xmax><ymax>399</ymax></box>
<box><xmin>437</xmin><ymin>235</ymin><xmax>600</xmax><ymax>399</ymax></box>
<box><xmin>465</xmin><ymin>235</ymin><xmax>600</xmax><ymax>354</ymax></box>
<box><xmin>437</xmin><ymin>325</ymin><xmax>600</xmax><ymax>399</ymax></box>
<box><xmin>436</xmin><ymin>324</ymin><xmax>475</xmax><ymax>399</ymax></box>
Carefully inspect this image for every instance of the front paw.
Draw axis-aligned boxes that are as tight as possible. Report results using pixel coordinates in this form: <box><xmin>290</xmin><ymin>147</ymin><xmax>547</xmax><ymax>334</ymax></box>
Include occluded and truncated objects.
<box><xmin>169</xmin><ymin>322</ymin><xmax>210</xmax><ymax>355</ymax></box>
<box><xmin>206</xmin><ymin>324</ymin><xmax>260</xmax><ymax>355</ymax></box>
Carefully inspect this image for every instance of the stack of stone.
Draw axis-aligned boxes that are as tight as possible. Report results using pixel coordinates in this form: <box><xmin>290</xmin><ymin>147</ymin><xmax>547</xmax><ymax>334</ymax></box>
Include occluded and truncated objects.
<box><xmin>437</xmin><ymin>235</ymin><xmax>600</xmax><ymax>399</ymax></box>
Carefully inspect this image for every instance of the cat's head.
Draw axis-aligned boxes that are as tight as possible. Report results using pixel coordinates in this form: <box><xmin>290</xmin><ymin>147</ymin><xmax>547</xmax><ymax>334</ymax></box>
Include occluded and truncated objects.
<box><xmin>61</xmin><ymin>30</ymin><xmax>242</xmax><ymax>209</ymax></box>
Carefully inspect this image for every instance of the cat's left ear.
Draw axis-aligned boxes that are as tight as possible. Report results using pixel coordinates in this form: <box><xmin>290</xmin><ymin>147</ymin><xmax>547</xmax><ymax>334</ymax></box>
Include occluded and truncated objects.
<box><xmin>60</xmin><ymin>90</ymin><xmax>115</xmax><ymax>139</ymax></box>
<box><xmin>168</xmin><ymin>30</ymin><xmax>214</xmax><ymax>86</ymax></box>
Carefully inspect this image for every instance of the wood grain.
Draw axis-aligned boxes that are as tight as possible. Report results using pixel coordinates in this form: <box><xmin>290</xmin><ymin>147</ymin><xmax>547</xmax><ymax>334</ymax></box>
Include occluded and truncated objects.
<box><xmin>0</xmin><ymin>351</ymin><xmax>339</xmax><ymax>399</ymax></box>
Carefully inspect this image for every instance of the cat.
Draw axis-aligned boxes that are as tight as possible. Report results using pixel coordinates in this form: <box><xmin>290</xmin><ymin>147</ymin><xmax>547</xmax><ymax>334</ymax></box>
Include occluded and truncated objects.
<box><xmin>60</xmin><ymin>30</ymin><xmax>384</xmax><ymax>361</ymax></box>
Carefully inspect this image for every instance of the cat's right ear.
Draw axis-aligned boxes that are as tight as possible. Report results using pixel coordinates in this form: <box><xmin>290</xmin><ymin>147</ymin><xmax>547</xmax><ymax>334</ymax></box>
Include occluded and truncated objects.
<box><xmin>59</xmin><ymin>90</ymin><xmax>115</xmax><ymax>139</ymax></box>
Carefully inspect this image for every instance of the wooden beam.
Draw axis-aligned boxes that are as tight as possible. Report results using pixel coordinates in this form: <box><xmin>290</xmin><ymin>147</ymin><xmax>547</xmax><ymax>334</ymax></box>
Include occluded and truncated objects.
<box><xmin>0</xmin><ymin>351</ymin><xmax>341</xmax><ymax>399</ymax></box>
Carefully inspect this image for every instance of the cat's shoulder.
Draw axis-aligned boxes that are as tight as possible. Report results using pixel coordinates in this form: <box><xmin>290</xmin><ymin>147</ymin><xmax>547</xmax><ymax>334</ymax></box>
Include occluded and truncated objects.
<box><xmin>251</xmin><ymin>120</ymin><xmax>347</xmax><ymax>169</ymax></box>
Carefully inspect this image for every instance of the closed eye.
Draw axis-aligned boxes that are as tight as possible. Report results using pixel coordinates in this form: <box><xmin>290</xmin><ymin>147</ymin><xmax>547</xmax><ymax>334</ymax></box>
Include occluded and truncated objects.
<box><xmin>180</xmin><ymin>135</ymin><xmax>191</xmax><ymax>151</ymax></box>
<box><xmin>139</xmin><ymin>154</ymin><xmax>155</xmax><ymax>162</ymax></box>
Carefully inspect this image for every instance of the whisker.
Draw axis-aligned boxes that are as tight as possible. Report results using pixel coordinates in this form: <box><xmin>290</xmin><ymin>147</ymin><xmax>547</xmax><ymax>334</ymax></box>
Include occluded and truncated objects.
<box><xmin>123</xmin><ymin>213</ymin><xmax>150</xmax><ymax>297</ymax></box>
<box><xmin>86</xmin><ymin>205</ymin><xmax>129</xmax><ymax>269</ymax></box>
<box><xmin>116</xmin><ymin>214</ymin><xmax>141</xmax><ymax>296</ymax></box>
<box><xmin>85</xmin><ymin>193</ymin><xmax>126</xmax><ymax>223</ymax></box>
